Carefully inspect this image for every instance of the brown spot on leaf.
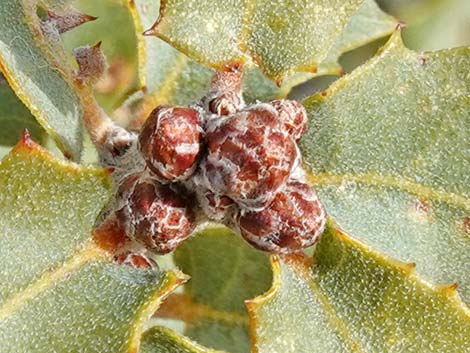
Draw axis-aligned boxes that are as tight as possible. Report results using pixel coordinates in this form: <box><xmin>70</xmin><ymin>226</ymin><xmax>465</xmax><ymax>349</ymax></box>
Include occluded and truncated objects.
<box><xmin>418</xmin><ymin>55</ymin><xmax>427</xmax><ymax>66</ymax></box>
<box><xmin>410</xmin><ymin>199</ymin><xmax>434</xmax><ymax>222</ymax></box>
<box><xmin>415</xmin><ymin>199</ymin><xmax>431</xmax><ymax>213</ymax></box>
<box><xmin>459</xmin><ymin>216</ymin><xmax>470</xmax><ymax>235</ymax></box>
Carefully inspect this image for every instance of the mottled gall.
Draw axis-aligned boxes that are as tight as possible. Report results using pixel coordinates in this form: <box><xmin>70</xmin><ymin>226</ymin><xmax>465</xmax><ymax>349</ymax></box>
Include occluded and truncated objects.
<box><xmin>115</xmin><ymin>174</ymin><xmax>195</xmax><ymax>254</ymax></box>
<box><xmin>202</xmin><ymin>103</ymin><xmax>298</xmax><ymax>210</ymax></box>
<box><xmin>236</xmin><ymin>181</ymin><xmax>326</xmax><ymax>253</ymax></box>
<box><xmin>139</xmin><ymin>105</ymin><xmax>203</xmax><ymax>181</ymax></box>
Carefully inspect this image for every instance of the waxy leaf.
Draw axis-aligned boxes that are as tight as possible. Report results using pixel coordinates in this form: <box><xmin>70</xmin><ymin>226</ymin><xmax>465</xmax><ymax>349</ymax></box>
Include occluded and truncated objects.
<box><xmin>121</xmin><ymin>0</ymin><xmax>396</xmax><ymax>126</ymax></box>
<box><xmin>158</xmin><ymin>226</ymin><xmax>272</xmax><ymax>353</ymax></box>
<box><xmin>121</xmin><ymin>0</ymin><xmax>311</xmax><ymax>127</ymax></box>
<box><xmin>147</xmin><ymin>0</ymin><xmax>397</xmax><ymax>81</ymax></box>
<box><xmin>151</xmin><ymin>0</ymin><xmax>367</xmax><ymax>80</ymax></box>
<box><xmin>0</xmin><ymin>0</ymin><xmax>83</xmax><ymax>160</ymax></box>
<box><xmin>248</xmin><ymin>223</ymin><xmax>470</xmax><ymax>352</ymax></box>
<box><xmin>0</xmin><ymin>80</ymin><xmax>44</xmax><ymax>146</ymax></box>
<box><xmin>319</xmin><ymin>0</ymin><xmax>397</xmax><ymax>74</ymax></box>
<box><xmin>0</xmin><ymin>135</ymin><xmax>187</xmax><ymax>352</ymax></box>
<box><xmin>141</xmin><ymin>326</ymin><xmax>225</xmax><ymax>353</ymax></box>
<box><xmin>302</xmin><ymin>31</ymin><xmax>470</xmax><ymax>304</ymax></box>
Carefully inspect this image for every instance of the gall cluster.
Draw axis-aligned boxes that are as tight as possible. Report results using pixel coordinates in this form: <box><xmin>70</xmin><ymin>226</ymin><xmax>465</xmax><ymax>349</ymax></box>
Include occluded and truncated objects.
<box><xmin>95</xmin><ymin>80</ymin><xmax>326</xmax><ymax>264</ymax></box>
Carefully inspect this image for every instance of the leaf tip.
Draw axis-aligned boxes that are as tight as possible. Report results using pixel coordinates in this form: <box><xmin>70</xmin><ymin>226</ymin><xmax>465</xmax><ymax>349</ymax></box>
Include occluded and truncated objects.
<box><xmin>62</xmin><ymin>151</ymin><xmax>73</xmax><ymax>160</ymax></box>
<box><xmin>20</xmin><ymin>129</ymin><xmax>35</xmax><ymax>148</ymax></box>
<box><xmin>400</xmin><ymin>261</ymin><xmax>416</xmax><ymax>274</ymax></box>
<box><xmin>438</xmin><ymin>282</ymin><xmax>459</xmax><ymax>297</ymax></box>
<box><xmin>73</xmin><ymin>42</ymin><xmax>107</xmax><ymax>84</ymax></box>
<box><xmin>105</xmin><ymin>167</ymin><xmax>115</xmax><ymax>175</ymax></box>
<box><xmin>44</xmin><ymin>8</ymin><xmax>98</xmax><ymax>35</ymax></box>
<box><xmin>396</xmin><ymin>21</ymin><xmax>407</xmax><ymax>30</ymax></box>
<box><xmin>143</xmin><ymin>26</ymin><xmax>158</xmax><ymax>37</ymax></box>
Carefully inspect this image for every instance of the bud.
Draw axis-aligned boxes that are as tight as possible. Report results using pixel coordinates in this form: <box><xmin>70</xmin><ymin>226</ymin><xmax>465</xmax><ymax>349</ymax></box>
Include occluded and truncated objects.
<box><xmin>45</xmin><ymin>9</ymin><xmax>97</xmax><ymax>34</ymax></box>
<box><xmin>208</xmin><ymin>91</ymin><xmax>245</xmax><ymax>116</ymax></box>
<box><xmin>116</xmin><ymin>173</ymin><xmax>195</xmax><ymax>254</ymax></box>
<box><xmin>74</xmin><ymin>42</ymin><xmax>107</xmax><ymax>84</ymax></box>
<box><xmin>138</xmin><ymin>106</ymin><xmax>203</xmax><ymax>181</ymax></box>
<box><xmin>271</xmin><ymin>99</ymin><xmax>308</xmax><ymax>141</ymax></box>
<box><xmin>236</xmin><ymin>181</ymin><xmax>326</xmax><ymax>253</ymax></box>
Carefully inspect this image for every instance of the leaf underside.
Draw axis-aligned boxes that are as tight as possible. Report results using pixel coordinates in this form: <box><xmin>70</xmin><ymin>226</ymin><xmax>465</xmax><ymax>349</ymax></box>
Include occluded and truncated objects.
<box><xmin>0</xmin><ymin>81</ymin><xmax>45</xmax><ymax>146</ymax></box>
<box><xmin>0</xmin><ymin>0</ymin><xmax>83</xmax><ymax>160</ymax></box>
<box><xmin>141</xmin><ymin>326</ymin><xmax>226</xmax><ymax>353</ymax></box>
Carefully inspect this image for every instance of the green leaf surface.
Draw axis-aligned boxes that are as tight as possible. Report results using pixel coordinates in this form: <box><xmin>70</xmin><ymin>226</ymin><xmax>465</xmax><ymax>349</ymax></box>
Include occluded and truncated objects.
<box><xmin>0</xmin><ymin>135</ymin><xmax>186</xmax><ymax>352</ymax></box>
<box><xmin>119</xmin><ymin>0</ymin><xmax>311</xmax><ymax>127</ymax></box>
<box><xmin>158</xmin><ymin>226</ymin><xmax>271</xmax><ymax>353</ymax></box>
<box><xmin>301</xmin><ymin>31</ymin><xmax>470</xmax><ymax>303</ymax></box>
<box><xmin>150</xmin><ymin>0</ymin><xmax>397</xmax><ymax>81</ymax></box>
<box><xmin>0</xmin><ymin>81</ymin><xmax>45</xmax><ymax>146</ymax></box>
<box><xmin>141</xmin><ymin>326</ymin><xmax>225</xmax><ymax>353</ymax></box>
<box><xmin>0</xmin><ymin>0</ymin><xmax>83</xmax><ymax>160</ymax></box>
<box><xmin>153</xmin><ymin>0</ymin><xmax>367</xmax><ymax>80</ymax></box>
<box><xmin>119</xmin><ymin>0</ymin><xmax>396</xmax><ymax>126</ymax></box>
<box><xmin>248</xmin><ymin>223</ymin><xmax>470</xmax><ymax>353</ymax></box>
<box><xmin>319</xmin><ymin>0</ymin><xmax>398</xmax><ymax>74</ymax></box>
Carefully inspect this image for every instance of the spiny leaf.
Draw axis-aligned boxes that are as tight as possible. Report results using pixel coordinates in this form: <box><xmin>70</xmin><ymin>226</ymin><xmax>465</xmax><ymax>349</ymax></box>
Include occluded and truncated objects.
<box><xmin>318</xmin><ymin>0</ymin><xmax>398</xmax><ymax>74</ymax></box>
<box><xmin>141</xmin><ymin>326</ymin><xmax>226</xmax><ymax>353</ymax></box>
<box><xmin>399</xmin><ymin>0</ymin><xmax>470</xmax><ymax>51</ymax></box>
<box><xmin>120</xmin><ymin>0</ymin><xmax>311</xmax><ymax>127</ymax></box>
<box><xmin>147</xmin><ymin>0</ymin><xmax>396</xmax><ymax>80</ymax></box>
<box><xmin>301</xmin><ymin>30</ymin><xmax>470</xmax><ymax>303</ymax></box>
<box><xmin>42</xmin><ymin>7</ymin><xmax>97</xmax><ymax>35</ymax></box>
<box><xmin>0</xmin><ymin>79</ymin><xmax>45</xmax><ymax>146</ymax></box>
<box><xmin>62</xmin><ymin>0</ymin><xmax>139</xmax><ymax>112</ymax></box>
<box><xmin>0</xmin><ymin>0</ymin><xmax>84</xmax><ymax>160</ymax></box>
<box><xmin>157</xmin><ymin>226</ymin><xmax>272</xmax><ymax>353</ymax></box>
<box><xmin>120</xmin><ymin>0</ymin><xmax>396</xmax><ymax>126</ymax></box>
<box><xmin>0</xmin><ymin>134</ymin><xmax>187</xmax><ymax>352</ymax></box>
<box><xmin>247</xmin><ymin>223</ymin><xmax>470</xmax><ymax>353</ymax></box>
<box><xmin>149</xmin><ymin>0</ymin><xmax>364</xmax><ymax>80</ymax></box>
